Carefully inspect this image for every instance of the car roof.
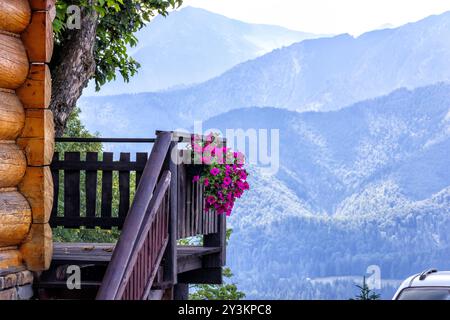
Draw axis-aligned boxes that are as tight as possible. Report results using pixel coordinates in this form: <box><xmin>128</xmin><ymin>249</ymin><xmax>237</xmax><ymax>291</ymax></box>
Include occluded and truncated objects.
<box><xmin>393</xmin><ymin>270</ymin><xmax>450</xmax><ymax>299</ymax></box>
<box><xmin>409</xmin><ymin>271</ymin><xmax>450</xmax><ymax>287</ymax></box>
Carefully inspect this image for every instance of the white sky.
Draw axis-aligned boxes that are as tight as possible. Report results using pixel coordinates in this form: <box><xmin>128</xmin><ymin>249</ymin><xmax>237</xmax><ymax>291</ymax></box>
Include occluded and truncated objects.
<box><xmin>181</xmin><ymin>0</ymin><xmax>450</xmax><ymax>35</ymax></box>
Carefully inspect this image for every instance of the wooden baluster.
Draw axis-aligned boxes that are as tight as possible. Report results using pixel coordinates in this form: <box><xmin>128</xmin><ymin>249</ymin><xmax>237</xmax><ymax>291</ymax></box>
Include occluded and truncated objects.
<box><xmin>135</xmin><ymin>152</ymin><xmax>148</xmax><ymax>187</ymax></box>
<box><xmin>85</xmin><ymin>152</ymin><xmax>98</xmax><ymax>220</ymax></box>
<box><xmin>64</xmin><ymin>152</ymin><xmax>80</xmax><ymax>223</ymax></box>
<box><xmin>101</xmin><ymin>152</ymin><xmax>113</xmax><ymax>220</ymax></box>
<box><xmin>118</xmin><ymin>153</ymin><xmax>131</xmax><ymax>219</ymax></box>
<box><xmin>50</xmin><ymin>152</ymin><xmax>59</xmax><ymax>220</ymax></box>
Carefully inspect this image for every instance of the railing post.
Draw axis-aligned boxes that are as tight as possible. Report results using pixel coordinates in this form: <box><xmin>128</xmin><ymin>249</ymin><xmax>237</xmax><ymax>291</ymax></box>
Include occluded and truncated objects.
<box><xmin>204</xmin><ymin>214</ymin><xmax>227</xmax><ymax>267</ymax></box>
<box><xmin>163</xmin><ymin>139</ymin><xmax>178</xmax><ymax>286</ymax></box>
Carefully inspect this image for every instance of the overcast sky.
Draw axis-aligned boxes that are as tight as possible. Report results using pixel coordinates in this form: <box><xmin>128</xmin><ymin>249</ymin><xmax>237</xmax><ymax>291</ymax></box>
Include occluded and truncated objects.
<box><xmin>182</xmin><ymin>0</ymin><xmax>450</xmax><ymax>35</ymax></box>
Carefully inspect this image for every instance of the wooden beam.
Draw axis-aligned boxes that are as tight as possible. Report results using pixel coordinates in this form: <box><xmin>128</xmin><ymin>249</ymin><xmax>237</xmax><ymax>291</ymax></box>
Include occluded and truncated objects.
<box><xmin>15</xmin><ymin>64</ymin><xmax>52</xmax><ymax>109</ymax></box>
<box><xmin>0</xmin><ymin>0</ymin><xmax>31</xmax><ymax>34</ymax></box>
<box><xmin>178</xmin><ymin>268</ymin><xmax>223</xmax><ymax>285</ymax></box>
<box><xmin>173</xmin><ymin>283</ymin><xmax>189</xmax><ymax>300</ymax></box>
<box><xmin>0</xmin><ymin>143</ymin><xmax>27</xmax><ymax>188</ymax></box>
<box><xmin>21</xmin><ymin>11</ymin><xmax>54</xmax><ymax>63</ymax></box>
<box><xmin>0</xmin><ymin>90</ymin><xmax>25</xmax><ymax>140</ymax></box>
<box><xmin>19</xmin><ymin>223</ymin><xmax>53</xmax><ymax>271</ymax></box>
<box><xmin>0</xmin><ymin>190</ymin><xmax>32</xmax><ymax>247</ymax></box>
<box><xmin>203</xmin><ymin>214</ymin><xmax>227</xmax><ymax>267</ymax></box>
<box><xmin>17</xmin><ymin>109</ymin><xmax>55</xmax><ymax>166</ymax></box>
<box><xmin>0</xmin><ymin>33</ymin><xmax>29</xmax><ymax>89</ymax></box>
<box><xmin>18</xmin><ymin>166</ymin><xmax>53</xmax><ymax>224</ymax></box>
<box><xmin>164</xmin><ymin>141</ymin><xmax>178</xmax><ymax>284</ymax></box>
<box><xmin>0</xmin><ymin>248</ymin><xmax>23</xmax><ymax>270</ymax></box>
<box><xmin>19</xmin><ymin>109</ymin><xmax>54</xmax><ymax>139</ymax></box>
<box><xmin>28</xmin><ymin>0</ymin><xmax>55</xmax><ymax>11</ymax></box>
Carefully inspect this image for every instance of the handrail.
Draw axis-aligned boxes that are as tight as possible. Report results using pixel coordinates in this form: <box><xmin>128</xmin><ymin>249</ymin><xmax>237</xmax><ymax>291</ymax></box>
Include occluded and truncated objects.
<box><xmin>117</xmin><ymin>171</ymin><xmax>171</xmax><ymax>299</ymax></box>
<box><xmin>55</xmin><ymin>137</ymin><xmax>156</xmax><ymax>143</ymax></box>
<box><xmin>96</xmin><ymin>132</ymin><xmax>172</xmax><ymax>300</ymax></box>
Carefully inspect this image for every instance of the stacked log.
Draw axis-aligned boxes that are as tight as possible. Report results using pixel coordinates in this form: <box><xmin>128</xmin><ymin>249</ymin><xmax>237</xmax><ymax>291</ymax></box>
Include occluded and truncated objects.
<box><xmin>0</xmin><ymin>0</ymin><xmax>55</xmax><ymax>278</ymax></box>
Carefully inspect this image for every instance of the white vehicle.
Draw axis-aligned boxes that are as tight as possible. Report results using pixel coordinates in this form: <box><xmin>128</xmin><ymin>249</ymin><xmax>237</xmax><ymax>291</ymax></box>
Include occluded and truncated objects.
<box><xmin>393</xmin><ymin>269</ymin><xmax>450</xmax><ymax>300</ymax></box>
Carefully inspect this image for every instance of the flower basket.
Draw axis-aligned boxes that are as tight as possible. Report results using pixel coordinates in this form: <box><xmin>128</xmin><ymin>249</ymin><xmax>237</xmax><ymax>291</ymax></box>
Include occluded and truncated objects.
<box><xmin>189</xmin><ymin>133</ymin><xmax>249</xmax><ymax>216</ymax></box>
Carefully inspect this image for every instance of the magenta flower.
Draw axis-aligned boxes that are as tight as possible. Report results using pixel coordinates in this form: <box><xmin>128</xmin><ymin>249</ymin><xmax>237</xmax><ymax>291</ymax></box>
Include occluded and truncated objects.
<box><xmin>239</xmin><ymin>170</ymin><xmax>248</xmax><ymax>180</ymax></box>
<box><xmin>236</xmin><ymin>180</ymin><xmax>245</xmax><ymax>190</ymax></box>
<box><xmin>192</xmin><ymin>175</ymin><xmax>200</xmax><ymax>183</ymax></box>
<box><xmin>206</xmin><ymin>196</ymin><xmax>217</xmax><ymax>205</ymax></box>
<box><xmin>204</xmin><ymin>178</ymin><xmax>210</xmax><ymax>187</ymax></box>
<box><xmin>210</xmin><ymin>167</ymin><xmax>221</xmax><ymax>176</ymax></box>
<box><xmin>223</xmin><ymin>176</ymin><xmax>232</xmax><ymax>186</ymax></box>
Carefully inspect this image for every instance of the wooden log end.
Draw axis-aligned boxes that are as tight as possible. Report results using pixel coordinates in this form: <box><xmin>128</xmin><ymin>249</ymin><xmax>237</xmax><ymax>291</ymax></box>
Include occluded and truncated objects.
<box><xmin>21</xmin><ymin>11</ymin><xmax>54</xmax><ymax>63</ymax></box>
<box><xmin>17</xmin><ymin>108</ymin><xmax>55</xmax><ymax>166</ymax></box>
<box><xmin>19</xmin><ymin>223</ymin><xmax>52</xmax><ymax>272</ymax></box>
<box><xmin>16</xmin><ymin>64</ymin><xmax>52</xmax><ymax>109</ymax></box>
<box><xmin>18</xmin><ymin>166</ymin><xmax>53</xmax><ymax>224</ymax></box>
<box><xmin>16</xmin><ymin>136</ymin><xmax>55</xmax><ymax>167</ymax></box>
<box><xmin>28</xmin><ymin>0</ymin><xmax>56</xmax><ymax>11</ymax></box>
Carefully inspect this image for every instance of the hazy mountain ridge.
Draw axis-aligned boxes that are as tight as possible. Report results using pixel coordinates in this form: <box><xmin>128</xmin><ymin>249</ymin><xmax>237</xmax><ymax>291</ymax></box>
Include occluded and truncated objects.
<box><xmin>81</xmin><ymin>11</ymin><xmax>450</xmax><ymax>126</ymax></box>
<box><xmin>83</xmin><ymin>6</ymin><xmax>320</xmax><ymax>95</ymax></box>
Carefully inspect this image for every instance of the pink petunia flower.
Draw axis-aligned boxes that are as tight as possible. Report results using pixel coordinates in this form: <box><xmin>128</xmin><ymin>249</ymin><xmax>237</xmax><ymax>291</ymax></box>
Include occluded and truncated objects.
<box><xmin>210</xmin><ymin>167</ymin><xmax>221</xmax><ymax>176</ymax></box>
<box><xmin>206</xmin><ymin>196</ymin><xmax>217</xmax><ymax>205</ymax></box>
<box><xmin>223</xmin><ymin>176</ymin><xmax>232</xmax><ymax>186</ymax></box>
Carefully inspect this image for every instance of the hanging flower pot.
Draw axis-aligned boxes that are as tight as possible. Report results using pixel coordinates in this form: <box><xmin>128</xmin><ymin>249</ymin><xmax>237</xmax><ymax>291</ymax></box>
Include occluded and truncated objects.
<box><xmin>190</xmin><ymin>133</ymin><xmax>249</xmax><ymax>217</ymax></box>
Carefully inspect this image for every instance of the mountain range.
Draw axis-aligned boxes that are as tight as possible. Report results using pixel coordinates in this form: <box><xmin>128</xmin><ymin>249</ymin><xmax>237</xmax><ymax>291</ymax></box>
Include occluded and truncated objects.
<box><xmin>206</xmin><ymin>84</ymin><xmax>450</xmax><ymax>299</ymax></box>
<box><xmin>82</xmin><ymin>6</ymin><xmax>320</xmax><ymax>95</ymax></box>
<box><xmin>80</xmin><ymin>11</ymin><xmax>450</xmax><ymax>128</ymax></box>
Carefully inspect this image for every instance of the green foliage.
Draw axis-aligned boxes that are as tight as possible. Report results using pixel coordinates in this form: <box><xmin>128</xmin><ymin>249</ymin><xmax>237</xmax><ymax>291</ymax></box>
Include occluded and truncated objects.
<box><xmin>54</xmin><ymin>0</ymin><xmax>183</xmax><ymax>91</ymax></box>
<box><xmin>53</xmin><ymin>226</ymin><xmax>120</xmax><ymax>242</ymax></box>
<box><xmin>188</xmin><ymin>229</ymin><xmax>246</xmax><ymax>300</ymax></box>
<box><xmin>56</xmin><ymin>107</ymin><xmax>102</xmax><ymax>154</ymax></box>
<box><xmin>190</xmin><ymin>267</ymin><xmax>246</xmax><ymax>300</ymax></box>
<box><xmin>351</xmin><ymin>276</ymin><xmax>381</xmax><ymax>300</ymax></box>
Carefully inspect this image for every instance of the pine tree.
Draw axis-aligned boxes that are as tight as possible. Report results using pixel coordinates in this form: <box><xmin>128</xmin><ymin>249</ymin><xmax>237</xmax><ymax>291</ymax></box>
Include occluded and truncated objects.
<box><xmin>351</xmin><ymin>276</ymin><xmax>381</xmax><ymax>300</ymax></box>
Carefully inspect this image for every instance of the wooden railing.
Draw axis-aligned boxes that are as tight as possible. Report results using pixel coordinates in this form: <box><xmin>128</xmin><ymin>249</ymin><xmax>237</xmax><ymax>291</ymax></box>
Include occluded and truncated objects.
<box><xmin>96</xmin><ymin>132</ymin><xmax>172</xmax><ymax>300</ymax></box>
<box><xmin>50</xmin><ymin>131</ymin><xmax>228</xmax><ymax>300</ymax></box>
<box><xmin>116</xmin><ymin>171</ymin><xmax>171</xmax><ymax>300</ymax></box>
<box><xmin>51</xmin><ymin>151</ymin><xmax>149</xmax><ymax>229</ymax></box>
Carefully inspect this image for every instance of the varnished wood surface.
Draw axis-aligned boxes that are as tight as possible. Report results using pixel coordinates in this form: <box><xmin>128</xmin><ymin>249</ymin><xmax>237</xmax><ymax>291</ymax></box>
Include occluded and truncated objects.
<box><xmin>0</xmin><ymin>90</ymin><xmax>25</xmax><ymax>140</ymax></box>
<box><xmin>0</xmin><ymin>33</ymin><xmax>29</xmax><ymax>89</ymax></box>
<box><xmin>0</xmin><ymin>190</ymin><xmax>31</xmax><ymax>247</ymax></box>
<box><xmin>0</xmin><ymin>143</ymin><xmax>27</xmax><ymax>188</ymax></box>
<box><xmin>16</xmin><ymin>64</ymin><xmax>52</xmax><ymax>109</ymax></box>
<box><xmin>19</xmin><ymin>166</ymin><xmax>53</xmax><ymax>224</ymax></box>
<box><xmin>0</xmin><ymin>0</ymin><xmax>31</xmax><ymax>34</ymax></box>
<box><xmin>20</xmin><ymin>223</ymin><xmax>53</xmax><ymax>271</ymax></box>
<box><xmin>21</xmin><ymin>11</ymin><xmax>54</xmax><ymax>63</ymax></box>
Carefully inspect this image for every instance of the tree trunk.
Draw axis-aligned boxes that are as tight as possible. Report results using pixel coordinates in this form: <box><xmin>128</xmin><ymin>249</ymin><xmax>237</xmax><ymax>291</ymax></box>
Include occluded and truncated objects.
<box><xmin>50</xmin><ymin>3</ymin><xmax>98</xmax><ymax>137</ymax></box>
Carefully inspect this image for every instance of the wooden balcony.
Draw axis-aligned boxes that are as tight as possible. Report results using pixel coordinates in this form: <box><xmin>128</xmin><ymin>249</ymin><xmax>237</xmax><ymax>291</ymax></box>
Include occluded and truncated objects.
<box><xmin>36</xmin><ymin>132</ymin><xmax>227</xmax><ymax>300</ymax></box>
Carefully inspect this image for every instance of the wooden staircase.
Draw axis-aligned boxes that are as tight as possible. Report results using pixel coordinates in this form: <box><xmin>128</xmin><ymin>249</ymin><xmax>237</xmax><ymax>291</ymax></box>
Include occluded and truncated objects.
<box><xmin>36</xmin><ymin>132</ymin><xmax>227</xmax><ymax>300</ymax></box>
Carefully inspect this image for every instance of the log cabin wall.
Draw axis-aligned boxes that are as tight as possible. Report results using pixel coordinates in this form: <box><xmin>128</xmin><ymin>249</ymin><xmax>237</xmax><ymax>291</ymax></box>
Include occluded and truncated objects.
<box><xmin>0</xmin><ymin>0</ymin><xmax>55</xmax><ymax>300</ymax></box>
